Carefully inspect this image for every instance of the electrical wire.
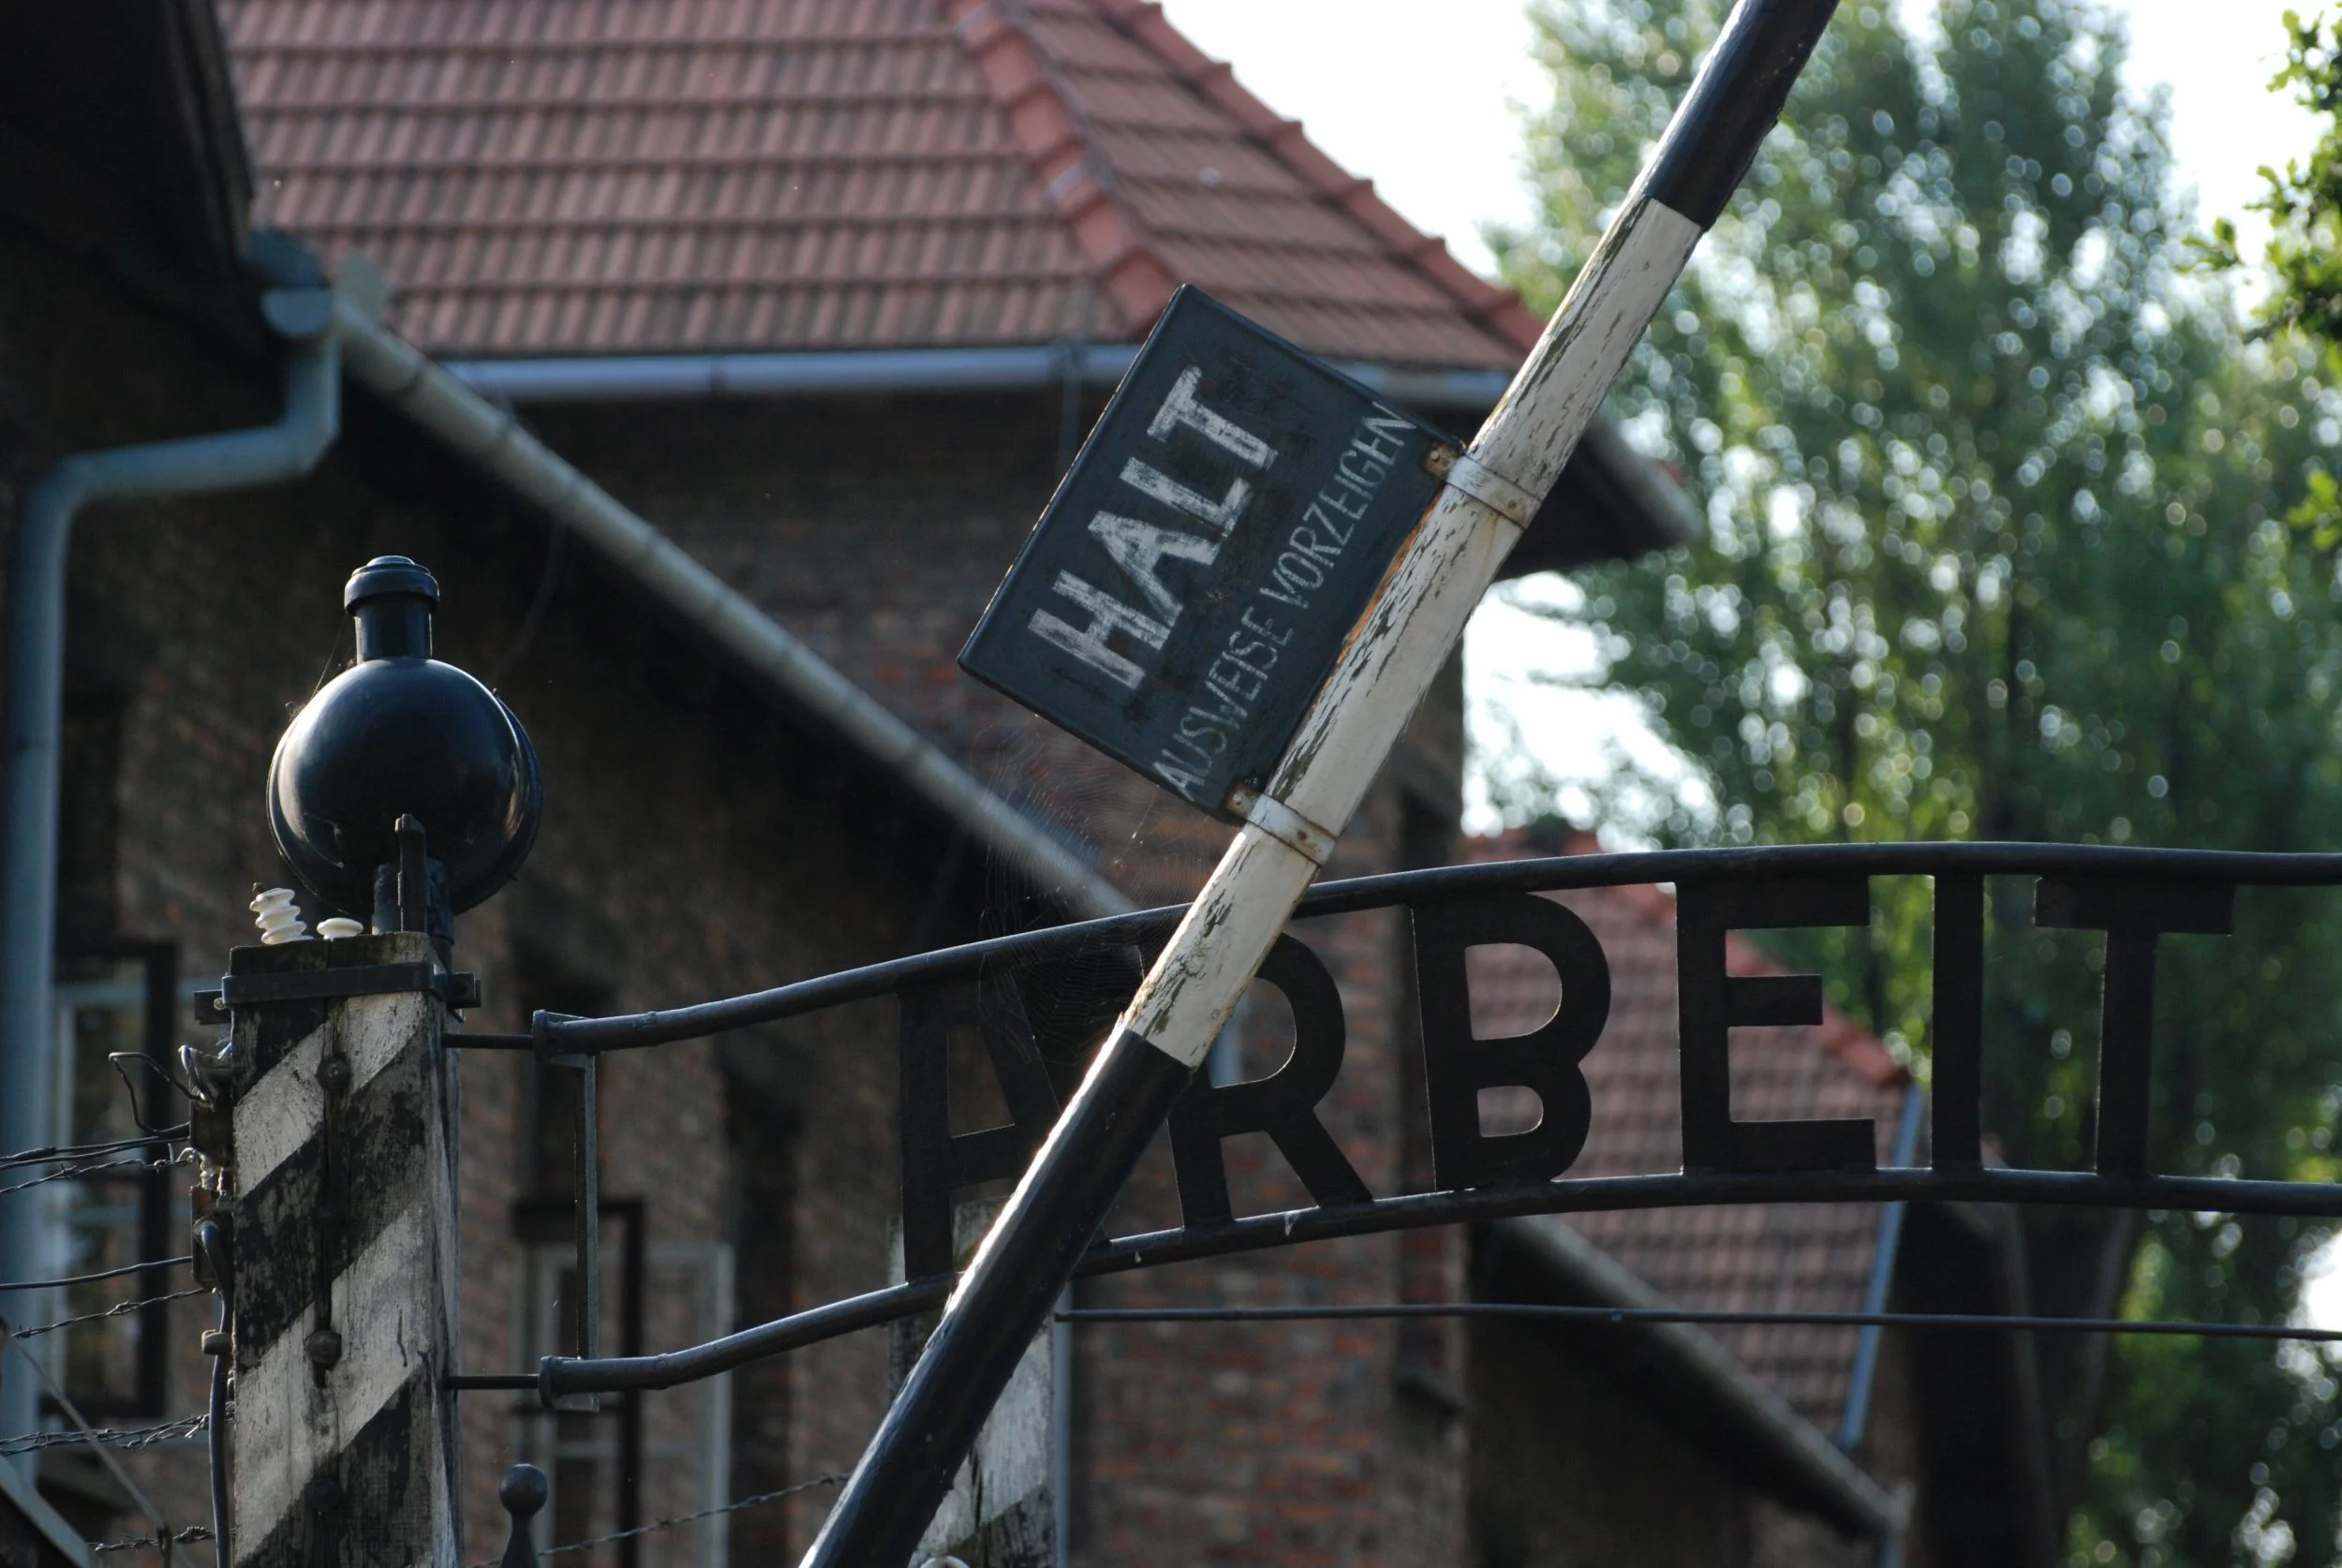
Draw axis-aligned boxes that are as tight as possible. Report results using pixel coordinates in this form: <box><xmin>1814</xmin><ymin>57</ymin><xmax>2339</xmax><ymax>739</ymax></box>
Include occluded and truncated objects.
<box><xmin>91</xmin><ymin>1528</ymin><xmax>215</xmax><ymax>1555</ymax></box>
<box><xmin>11</xmin><ymin>1287</ymin><xmax>207</xmax><ymax>1340</ymax></box>
<box><xmin>0</xmin><ymin>1413</ymin><xmax>210</xmax><ymax>1456</ymax></box>
<box><xmin>0</xmin><ymin>1255</ymin><xmax>192</xmax><ymax>1293</ymax></box>
<box><xmin>0</xmin><ymin>1147</ymin><xmax>195</xmax><ymax>1202</ymax></box>
<box><xmin>0</xmin><ymin>1129</ymin><xmax>191</xmax><ymax>1172</ymax></box>
<box><xmin>1057</xmin><ymin>1301</ymin><xmax>2342</xmax><ymax>1342</ymax></box>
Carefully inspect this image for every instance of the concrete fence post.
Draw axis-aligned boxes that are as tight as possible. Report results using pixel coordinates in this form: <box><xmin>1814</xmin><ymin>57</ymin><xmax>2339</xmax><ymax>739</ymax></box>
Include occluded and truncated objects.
<box><xmin>213</xmin><ymin>932</ymin><xmax>461</xmax><ymax>1568</ymax></box>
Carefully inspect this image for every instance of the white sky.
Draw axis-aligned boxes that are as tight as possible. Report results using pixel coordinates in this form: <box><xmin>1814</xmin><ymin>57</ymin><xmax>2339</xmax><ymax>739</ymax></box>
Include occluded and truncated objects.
<box><xmin>1157</xmin><ymin>0</ymin><xmax>2327</xmax><ymax>834</ymax></box>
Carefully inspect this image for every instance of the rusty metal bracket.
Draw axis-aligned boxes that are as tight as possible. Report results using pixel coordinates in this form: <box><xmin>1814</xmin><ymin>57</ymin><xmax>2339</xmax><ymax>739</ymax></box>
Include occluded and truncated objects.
<box><xmin>184</xmin><ymin>1042</ymin><xmax>234</xmax><ymax>1160</ymax></box>
<box><xmin>1223</xmin><ymin>783</ymin><xmax>1336</xmax><ymax>865</ymax></box>
<box><xmin>1424</xmin><ymin>445</ymin><xmax>1537</xmax><ymax>528</ymax></box>
<box><xmin>191</xmin><ymin>962</ymin><xmax>480</xmax><ymax>1023</ymax></box>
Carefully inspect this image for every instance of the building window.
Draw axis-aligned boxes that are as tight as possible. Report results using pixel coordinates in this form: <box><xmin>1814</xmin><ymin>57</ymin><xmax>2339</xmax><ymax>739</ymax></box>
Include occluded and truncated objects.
<box><xmin>513</xmin><ymin>1196</ymin><xmax>641</xmax><ymax>1567</ymax></box>
<box><xmin>41</xmin><ymin>945</ymin><xmax>179</xmax><ymax>1418</ymax></box>
<box><xmin>510</xmin><ymin>1202</ymin><xmax>734</xmax><ymax>1568</ymax></box>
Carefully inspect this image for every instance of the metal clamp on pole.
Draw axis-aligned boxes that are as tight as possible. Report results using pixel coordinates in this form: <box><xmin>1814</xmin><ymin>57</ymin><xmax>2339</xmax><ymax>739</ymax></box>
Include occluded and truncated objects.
<box><xmin>1425</xmin><ymin>447</ymin><xmax>1539</xmax><ymax>530</ymax></box>
<box><xmin>196</xmin><ymin>963</ymin><xmax>482</xmax><ymax>1020</ymax></box>
<box><xmin>1223</xmin><ymin>784</ymin><xmax>1338</xmax><ymax>866</ymax></box>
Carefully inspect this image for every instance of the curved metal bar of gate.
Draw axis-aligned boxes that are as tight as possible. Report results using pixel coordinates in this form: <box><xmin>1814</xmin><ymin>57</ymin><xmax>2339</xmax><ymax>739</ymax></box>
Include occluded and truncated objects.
<box><xmin>505</xmin><ymin>1162</ymin><xmax>2342</xmax><ymax>1399</ymax></box>
<box><xmin>438</xmin><ymin>841</ymin><xmax>2342</xmax><ymax>1402</ymax></box>
<box><xmin>460</xmin><ymin>841</ymin><xmax>2342</xmax><ymax>1054</ymax></box>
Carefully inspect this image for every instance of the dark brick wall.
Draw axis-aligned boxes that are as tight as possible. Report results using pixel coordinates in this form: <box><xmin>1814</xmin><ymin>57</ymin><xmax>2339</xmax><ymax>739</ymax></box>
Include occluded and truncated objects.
<box><xmin>1468</xmin><ymin>1316</ymin><xmax>1751</xmax><ymax>1567</ymax></box>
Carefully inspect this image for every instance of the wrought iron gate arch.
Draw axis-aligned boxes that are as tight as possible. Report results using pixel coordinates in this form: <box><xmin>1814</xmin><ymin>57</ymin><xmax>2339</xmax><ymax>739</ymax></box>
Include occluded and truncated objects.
<box><xmin>437</xmin><ymin>839</ymin><xmax>2342</xmax><ymax>1405</ymax></box>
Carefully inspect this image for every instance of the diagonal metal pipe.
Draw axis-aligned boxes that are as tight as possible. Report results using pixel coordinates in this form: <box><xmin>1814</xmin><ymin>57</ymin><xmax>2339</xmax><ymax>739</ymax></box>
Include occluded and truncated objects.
<box><xmin>0</xmin><ymin>288</ymin><xmax>341</xmax><ymax>1466</ymax></box>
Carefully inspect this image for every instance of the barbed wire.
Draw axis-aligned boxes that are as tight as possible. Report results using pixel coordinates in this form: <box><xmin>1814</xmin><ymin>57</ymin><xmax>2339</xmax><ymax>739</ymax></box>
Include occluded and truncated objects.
<box><xmin>0</xmin><ymin>1412</ymin><xmax>209</xmax><ymax>1457</ymax></box>
<box><xmin>91</xmin><ymin>1526</ymin><xmax>215</xmax><ymax>1555</ymax></box>
<box><xmin>470</xmin><ymin>1473</ymin><xmax>846</xmax><ymax>1567</ymax></box>
<box><xmin>0</xmin><ymin>1147</ymin><xmax>196</xmax><ymax>1202</ymax></box>
<box><xmin>5</xmin><ymin>1299</ymin><xmax>185</xmax><ymax>1568</ymax></box>
<box><xmin>0</xmin><ymin>1255</ymin><xmax>192</xmax><ymax>1294</ymax></box>
<box><xmin>0</xmin><ymin>1129</ymin><xmax>191</xmax><ymax>1173</ymax></box>
<box><xmin>12</xmin><ymin>1286</ymin><xmax>208</xmax><ymax>1341</ymax></box>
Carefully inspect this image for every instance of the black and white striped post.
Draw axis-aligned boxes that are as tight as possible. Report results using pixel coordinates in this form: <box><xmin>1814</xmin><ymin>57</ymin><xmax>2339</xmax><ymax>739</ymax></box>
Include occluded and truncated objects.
<box><xmin>214</xmin><ymin>930</ymin><xmax>465</xmax><ymax>1568</ymax></box>
<box><xmin>801</xmin><ymin>2</ymin><xmax>1840</xmax><ymax>1561</ymax></box>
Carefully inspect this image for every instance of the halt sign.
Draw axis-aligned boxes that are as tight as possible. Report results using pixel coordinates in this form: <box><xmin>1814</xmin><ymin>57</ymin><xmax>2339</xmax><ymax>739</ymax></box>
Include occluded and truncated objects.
<box><xmin>961</xmin><ymin>288</ymin><xmax>1454</xmax><ymax>819</ymax></box>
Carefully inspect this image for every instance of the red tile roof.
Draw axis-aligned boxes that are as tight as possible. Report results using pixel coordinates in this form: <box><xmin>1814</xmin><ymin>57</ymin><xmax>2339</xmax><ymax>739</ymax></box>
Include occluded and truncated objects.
<box><xmin>1464</xmin><ymin>832</ymin><xmax>1912</xmax><ymax>1434</ymax></box>
<box><xmin>221</xmin><ymin>0</ymin><xmax>1543</xmax><ymax>366</ymax></box>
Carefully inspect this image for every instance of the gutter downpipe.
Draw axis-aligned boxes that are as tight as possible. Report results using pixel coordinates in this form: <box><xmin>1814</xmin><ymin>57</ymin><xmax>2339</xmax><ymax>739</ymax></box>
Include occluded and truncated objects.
<box><xmin>0</xmin><ymin>287</ymin><xmax>342</xmax><ymax>1466</ymax></box>
<box><xmin>437</xmin><ymin>345</ymin><xmax>1523</xmax><ymax>415</ymax></box>
<box><xmin>1844</xmin><ymin>1085</ymin><xmax>1925</xmax><ymax>1568</ymax></box>
<box><xmin>1839</xmin><ymin>1083</ymin><xmax>1927</xmax><ymax>1450</ymax></box>
<box><xmin>334</xmin><ymin>303</ymin><xmax>1134</xmax><ymax>926</ymax></box>
<box><xmin>437</xmin><ymin>348</ymin><xmax>1701</xmax><ymax>553</ymax></box>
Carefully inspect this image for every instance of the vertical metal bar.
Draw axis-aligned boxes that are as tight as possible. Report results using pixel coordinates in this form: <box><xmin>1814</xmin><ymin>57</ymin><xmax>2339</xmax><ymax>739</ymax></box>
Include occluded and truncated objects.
<box><xmin>617</xmin><ymin>1203</ymin><xmax>646</xmax><ymax>1568</ymax></box>
<box><xmin>396</xmin><ymin>815</ymin><xmax>427</xmax><ymax>935</ymax></box>
<box><xmin>1928</xmin><ymin>874</ymin><xmax>1984</xmax><ymax>1166</ymax></box>
<box><xmin>537</xmin><ymin>1005</ymin><xmax>603</xmax><ymax>1415</ymax></box>
<box><xmin>2094</xmin><ymin>931</ymin><xmax>2157</xmax><ymax>1176</ymax></box>
<box><xmin>572</xmin><ymin>1055</ymin><xmax>600</xmax><ymax>1364</ymax></box>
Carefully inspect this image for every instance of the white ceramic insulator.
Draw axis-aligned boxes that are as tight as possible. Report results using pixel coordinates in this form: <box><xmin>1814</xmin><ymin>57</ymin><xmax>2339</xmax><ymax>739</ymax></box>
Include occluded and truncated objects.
<box><xmin>316</xmin><ymin>917</ymin><xmax>365</xmax><ymax>940</ymax></box>
<box><xmin>249</xmin><ymin>887</ymin><xmax>311</xmax><ymax>945</ymax></box>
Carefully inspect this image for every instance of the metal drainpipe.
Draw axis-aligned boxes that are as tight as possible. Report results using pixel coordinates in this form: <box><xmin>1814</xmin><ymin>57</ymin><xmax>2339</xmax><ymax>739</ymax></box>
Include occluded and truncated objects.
<box><xmin>0</xmin><ymin>286</ymin><xmax>342</xmax><ymax>1464</ymax></box>
<box><xmin>1837</xmin><ymin>1081</ymin><xmax>1927</xmax><ymax>1455</ymax></box>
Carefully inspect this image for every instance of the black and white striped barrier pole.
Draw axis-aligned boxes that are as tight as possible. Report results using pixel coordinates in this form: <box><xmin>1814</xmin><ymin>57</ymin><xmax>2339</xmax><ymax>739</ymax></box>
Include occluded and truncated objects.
<box><xmin>801</xmin><ymin>2</ymin><xmax>1839</xmax><ymax>1561</ymax></box>
<box><xmin>206</xmin><ymin>929</ymin><xmax>466</xmax><ymax>1568</ymax></box>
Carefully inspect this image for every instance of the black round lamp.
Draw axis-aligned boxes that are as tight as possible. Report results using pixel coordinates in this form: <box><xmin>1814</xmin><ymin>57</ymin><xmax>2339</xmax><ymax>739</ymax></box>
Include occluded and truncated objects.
<box><xmin>268</xmin><ymin>556</ymin><xmax>542</xmax><ymax>920</ymax></box>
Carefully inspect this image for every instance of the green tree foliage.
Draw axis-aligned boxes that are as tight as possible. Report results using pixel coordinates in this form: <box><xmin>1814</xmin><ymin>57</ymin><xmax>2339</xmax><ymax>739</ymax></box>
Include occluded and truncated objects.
<box><xmin>1495</xmin><ymin>1</ymin><xmax>2342</xmax><ymax>1560</ymax></box>
<box><xmin>2216</xmin><ymin>7</ymin><xmax>2342</xmax><ymax>570</ymax></box>
<box><xmin>2217</xmin><ymin>12</ymin><xmax>2342</xmax><ymax>363</ymax></box>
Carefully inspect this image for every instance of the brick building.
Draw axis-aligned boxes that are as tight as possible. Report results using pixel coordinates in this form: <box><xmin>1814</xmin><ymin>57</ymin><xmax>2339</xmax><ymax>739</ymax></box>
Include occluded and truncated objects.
<box><xmin>0</xmin><ymin>2</ymin><xmax>2052</xmax><ymax>1565</ymax></box>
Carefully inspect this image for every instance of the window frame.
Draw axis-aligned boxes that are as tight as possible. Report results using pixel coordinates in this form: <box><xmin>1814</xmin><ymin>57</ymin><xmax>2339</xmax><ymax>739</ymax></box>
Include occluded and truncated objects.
<box><xmin>47</xmin><ymin>939</ymin><xmax>180</xmax><ymax>1420</ymax></box>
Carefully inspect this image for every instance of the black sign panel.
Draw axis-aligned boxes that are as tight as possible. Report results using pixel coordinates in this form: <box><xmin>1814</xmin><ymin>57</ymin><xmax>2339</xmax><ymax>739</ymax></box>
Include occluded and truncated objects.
<box><xmin>960</xmin><ymin>288</ymin><xmax>1453</xmax><ymax>818</ymax></box>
